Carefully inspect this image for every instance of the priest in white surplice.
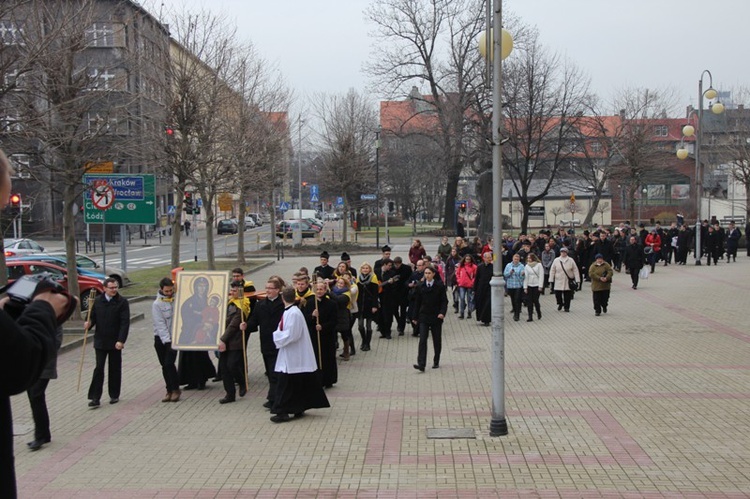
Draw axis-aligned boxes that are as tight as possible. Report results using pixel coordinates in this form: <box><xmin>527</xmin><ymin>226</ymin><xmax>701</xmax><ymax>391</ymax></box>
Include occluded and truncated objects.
<box><xmin>270</xmin><ymin>287</ymin><xmax>330</xmax><ymax>423</ymax></box>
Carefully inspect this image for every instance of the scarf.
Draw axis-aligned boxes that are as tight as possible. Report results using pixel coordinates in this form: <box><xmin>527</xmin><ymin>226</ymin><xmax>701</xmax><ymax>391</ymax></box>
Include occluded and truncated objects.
<box><xmin>358</xmin><ymin>272</ymin><xmax>379</xmax><ymax>285</ymax></box>
<box><xmin>229</xmin><ymin>297</ymin><xmax>250</xmax><ymax>318</ymax></box>
<box><xmin>331</xmin><ymin>286</ymin><xmax>347</xmax><ymax>296</ymax></box>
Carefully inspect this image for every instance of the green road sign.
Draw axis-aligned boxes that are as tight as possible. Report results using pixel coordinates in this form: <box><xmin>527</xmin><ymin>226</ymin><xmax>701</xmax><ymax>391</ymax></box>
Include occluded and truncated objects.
<box><xmin>83</xmin><ymin>174</ymin><xmax>156</xmax><ymax>225</ymax></box>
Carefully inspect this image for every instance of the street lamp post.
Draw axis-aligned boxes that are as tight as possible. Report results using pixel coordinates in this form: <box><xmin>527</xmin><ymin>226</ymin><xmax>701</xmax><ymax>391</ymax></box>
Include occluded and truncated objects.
<box><xmin>479</xmin><ymin>0</ymin><xmax>513</xmax><ymax>437</ymax></box>
<box><xmin>676</xmin><ymin>70</ymin><xmax>724</xmax><ymax>265</ymax></box>
<box><xmin>639</xmin><ymin>187</ymin><xmax>647</xmax><ymax>226</ymax></box>
<box><xmin>375</xmin><ymin>125</ymin><xmax>381</xmax><ymax>249</ymax></box>
<box><xmin>298</xmin><ymin>116</ymin><xmax>305</xmax><ymax>220</ymax></box>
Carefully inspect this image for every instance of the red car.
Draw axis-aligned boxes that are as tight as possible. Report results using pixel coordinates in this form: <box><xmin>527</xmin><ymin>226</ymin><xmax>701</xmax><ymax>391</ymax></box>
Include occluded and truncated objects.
<box><xmin>6</xmin><ymin>260</ymin><xmax>105</xmax><ymax>310</ymax></box>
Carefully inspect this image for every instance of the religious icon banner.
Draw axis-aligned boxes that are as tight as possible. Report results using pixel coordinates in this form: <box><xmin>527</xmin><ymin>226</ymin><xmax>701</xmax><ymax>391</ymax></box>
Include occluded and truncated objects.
<box><xmin>172</xmin><ymin>271</ymin><xmax>230</xmax><ymax>350</ymax></box>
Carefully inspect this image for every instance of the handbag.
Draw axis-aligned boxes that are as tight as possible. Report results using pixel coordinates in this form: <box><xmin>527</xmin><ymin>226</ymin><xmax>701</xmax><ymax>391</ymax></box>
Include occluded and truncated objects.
<box><xmin>639</xmin><ymin>267</ymin><xmax>650</xmax><ymax>280</ymax></box>
<box><xmin>559</xmin><ymin>261</ymin><xmax>578</xmax><ymax>291</ymax></box>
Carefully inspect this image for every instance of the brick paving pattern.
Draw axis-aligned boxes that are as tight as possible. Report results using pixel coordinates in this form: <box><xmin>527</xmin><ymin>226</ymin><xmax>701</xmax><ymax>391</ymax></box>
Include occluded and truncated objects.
<box><xmin>11</xmin><ymin>239</ymin><xmax>750</xmax><ymax>498</ymax></box>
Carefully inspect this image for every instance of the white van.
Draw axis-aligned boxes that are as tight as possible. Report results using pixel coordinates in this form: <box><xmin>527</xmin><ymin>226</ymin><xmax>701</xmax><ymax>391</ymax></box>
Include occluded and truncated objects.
<box><xmin>284</xmin><ymin>209</ymin><xmax>318</xmax><ymax>221</ymax></box>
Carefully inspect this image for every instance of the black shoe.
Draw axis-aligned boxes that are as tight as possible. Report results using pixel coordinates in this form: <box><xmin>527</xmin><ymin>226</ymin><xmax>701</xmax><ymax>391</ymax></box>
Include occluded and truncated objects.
<box><xmin>557</xmin><ymin>304</ymin><xmax>563</xmax><ymax>311</ymax></box>
<box><xmin>411</xmin><ymin>333</ymin><xmax>419</xmax><ymax>337</ymax></box>
<box><xmin>537</xmin><ymin>311</ymin><xmax>542</xmax><ymax>319</ymax></box>
<box><xmin>513</xmin><ymin>314</ymin><xmax>519</xmax><ymax>321</ymax></box>
<box><xmin>526</xmin><ymin>318</ymin><xmax>533</xmax><ymax>322</ymax></box>
<box><xmin>197</xmin><ymin>383</ymin><xmax>206</xmax><ymax>390</ymax></box>
<box><xmin>413</xmin><ymin>364</ymin><xmax>425</xmax><ymax>372</ymax></box>
<box><xmin>361</xmin><ymin>345</ymin><xmax>370</xmax><ymax>351</ymax></box>
<box><xmin>88</xmin><ymin>400</ymin><xmax>100</xmax><ymax>408</ymax></box>
<box><xmin>27</xmin><ymin>439</ymin><xmax>48</xmax><ymax>451</ymax></box>
<box><xmin>294</xmin><ymin>412</ymin><xmax>306</xmax><ymax>419</ymax></box>
<box><xmin>384</xmin><ymin>335</ymin><xmax>392</xmax><ymax>340</ymax></box>
<box><xmin>398</xmin><ymin>331</ymin><xmax>405</xmax><ymax>336</ymax></box>
<box><xmin>219</xmin><ymin>396</ymin><xmax>236</xmax><ymax>404</ymax></box>
<box><xmin>458</xmin><ymin>314</ymin><xmax>464</xmax><ymax>319</ymax></box>
<box><xmin>632</xmin><ymin>285</ymin><xmax>637</xmax><ymax>290</ymax></box>
<box><xmin>397</xmin><ymin>328</ymin><xmax>404</xmax><ymax>334</ymax></box>
<box><xmin>564</xmin><ymin>309</ymin><xmax>570</xmax><ymax>312</ymax></box>
<box><xmin>595</xmin><ymin>312</ymin><xmax>601</xmax><ymax>316</ymax></box>
<box><xmin>212</xmin><ymin>376</ymin><xmax>222</xmax><ymax>382</ymax></box>
<box><xmin>263</xmin><ymin>400</ymin><xmax>273</xmax><ymax>409</ymax></box>
<box><xmin>432</xmin><ymin>364</ymin><xmax>439</xmax><ymax>369</ymax></box>
<box><xmin>270</xmin><ymin>414</ymin><xmax>291</xmax><ymax>423</ymax></box>
<box><xmin>183</xmin><ymin>384</ymin><xmax>198</xmax><ymax>390</ymax></box>
<box><xmin>602</xmin><ymin>306</ymin><xmax>607</xmax><ymax>314</ymax></box>
<box><xmin>481</xmin><ymin>322</ymin><xmax>490</xmax><ymax>327</ymax></box>
<box><xmin>109</xmin><ymin>398</ymin><xmax>119</xmax><ymax>405</ymax></box>
<box><xmin>239</xmin><ymin>387</ymin><xmax>247</xmax><ymax>397</ymax></box>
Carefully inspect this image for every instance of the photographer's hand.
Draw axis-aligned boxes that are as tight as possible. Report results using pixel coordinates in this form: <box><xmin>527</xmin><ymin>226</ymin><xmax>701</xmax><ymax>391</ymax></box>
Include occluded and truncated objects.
<box><xmin>33</xmin><ymin>291</ymin><xmax>72</xmax><ymax>319</ymax></box>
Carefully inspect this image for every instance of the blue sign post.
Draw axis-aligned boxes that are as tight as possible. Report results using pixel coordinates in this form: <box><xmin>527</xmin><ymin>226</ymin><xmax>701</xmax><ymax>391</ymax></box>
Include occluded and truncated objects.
<box><xmin>336</xmin><ymin>196</ymin><xmax>344</xmax><ymax>206</ymax></box>
<box><xmin>310</xmin><ymin>184</ymin><xmax>319</xmax><ymax>203</ymax></box>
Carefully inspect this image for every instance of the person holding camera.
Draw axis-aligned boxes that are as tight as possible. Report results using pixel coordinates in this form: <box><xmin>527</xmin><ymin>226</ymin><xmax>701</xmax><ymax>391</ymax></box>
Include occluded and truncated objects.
<box><xmin>1</xmin><ymin>149</ymin><xmax>73</xmax><ymax>498</ymax></box>
<box><xmin>84</xmin><ymin>277</ymin><xmax>130</xmax><ymax>408</ymax></box>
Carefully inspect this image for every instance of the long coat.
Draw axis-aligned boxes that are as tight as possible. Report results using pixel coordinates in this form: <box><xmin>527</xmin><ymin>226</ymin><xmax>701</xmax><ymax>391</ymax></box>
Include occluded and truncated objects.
<box><xmin>588</xmin><ymin>261</ymin><xmax>613</xmax><ymax>292</ymax></box>
<box><xmin>89</xmin><ymin>293</ymin><xmax>130</xmax><ymax>350</ymax></box>
<box><xmin>548</xmin><ymin>256</ymin><xmax>581</xmax><ymax>290</ymax></box>
<box><xmin>473</xmin><ymin>262</ymin><xmax>493</xmax><ymax>324</ymax></box>
<box><xmin>413</xmin><ymin>279</ymin><xmax>448</xmax><ymax>325</ymax></box>
<box><xmin>623</xmin><ymin>243</ymin><xmax>645</xmax><ymax>270</ymax></box>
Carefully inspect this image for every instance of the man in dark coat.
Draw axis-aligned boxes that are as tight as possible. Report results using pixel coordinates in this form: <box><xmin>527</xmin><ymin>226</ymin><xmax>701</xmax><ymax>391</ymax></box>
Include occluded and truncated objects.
<box><xmin>85</xmin><ymin>277</ymin><xmax>130</xmax><ymax>408</ymax></box>
<box><xmin>378</xmin><ymin>258</ymin><xmax>398</xmax><ymax>339</ymax></box>
<box><xmin>26</xmin><ymin>326</ymin><xmax>63</xmax><ymax>451</ymax></box>
<box><xmin>391</xmin><ymin>256</ymin><xmax>413</xmax><ymax>334</ymax></box>
<box><xmin>246</xmin><ymin>277</ymin><xmax>286</xmax><ymax>409</ymax></box>
<box><xmin>623</xmin><ymin>235</ymin><xmax>646</xmax><ymax>289</ymax></box>
<box><xmin>217</xmin><ymin>282</ymin><xmax>249</xmax><ymax>404</ymax></box>
<box><xmin>412</xmin><ymin>264</ymin><xmax>448</xmax><ymax>371</ymax></box>
<box><xmin>725</xmin><ymin>222</ymin><xmax>741</xmax><ymax>263</ymax></box>
<box><xmin>373</xmin><ymin>245</ymin><xmax>391</xmax><ymax>277</ymax></box>
<box><xmin>0</xmin><ymin>149</ymin><xmax>71</xmax><ymax>497</ymax></box>
<box><xmin>473</xmin><ymin>251</ymin><xmax>494</xmax><ymax>326</ymax></box>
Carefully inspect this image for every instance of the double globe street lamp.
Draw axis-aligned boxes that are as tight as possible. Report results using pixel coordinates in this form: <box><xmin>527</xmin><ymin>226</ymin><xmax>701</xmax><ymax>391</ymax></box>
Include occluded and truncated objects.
<box><xmin>676</xmin><ymin>70</ymin><xmax>724</xmax><ymax>265</ymax></box>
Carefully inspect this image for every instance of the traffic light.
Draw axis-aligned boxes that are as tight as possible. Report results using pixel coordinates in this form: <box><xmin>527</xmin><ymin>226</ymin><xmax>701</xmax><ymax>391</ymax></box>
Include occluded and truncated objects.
<box><xmin>184</xmin><ymin>192</ymin><xmax>193</xmax><ymax>214</ymax></box>
<box><xmin>165</xmin><ymin>125</ymin><xmax>175</xmax><ymax>137</ymax></box>
<box><xmin>8</xmin><ymin>193</ymin><xmax>21</xmax><ymax>216</ymax></box>
<box><xmin>459</xmin><ymin>201</ymin><xmax>467</xmax><ymax>213</ymax></box>
<box><xmin>388</xmin><ymin>201</ymin><xmax>395</xmax><ymax>213</ymax></box>
<box><xmin>570</xmin><ymin>193</ymin><xmax>576</xmax><ymax>205</ymax></box>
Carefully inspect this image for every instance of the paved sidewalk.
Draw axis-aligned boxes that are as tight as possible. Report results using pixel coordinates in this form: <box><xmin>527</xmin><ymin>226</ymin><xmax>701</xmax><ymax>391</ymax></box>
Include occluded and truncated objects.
<box><xmin>11</xmin><ymin>244</ymin><xmax>750</xmax><ymax>498</ymax></box>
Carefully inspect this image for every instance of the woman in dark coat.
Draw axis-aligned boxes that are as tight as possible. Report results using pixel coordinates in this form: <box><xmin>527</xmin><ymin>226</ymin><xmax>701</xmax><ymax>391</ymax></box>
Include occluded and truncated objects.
<box><xmin>473</xmin><ymin>251</ymin><xmax>494</xmax><ymax>326</ymax></box>
<box><xmin>356</xmin><ymin>263</ymin><xmax>380</xmax><ymax>351</ymax></box>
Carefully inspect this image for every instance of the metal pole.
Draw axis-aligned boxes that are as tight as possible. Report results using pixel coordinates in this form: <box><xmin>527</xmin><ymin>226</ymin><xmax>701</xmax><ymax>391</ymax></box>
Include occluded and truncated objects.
<box><xmin>120</xmin><ymin>225</ymin><xmax>127</xmax><ymax>273</ymax></box>
<box><xmin>375</xmin><ymin>126</ymin><xmax>381</xmax><ymax>249</ymax></box>
<box><xmin>694</xmin><ymin>76</ymin><xmax>704</xmax><ymax>265</ymax></box>
<box><xmin>193</xmin><ymin>206</ymin><xmax>198</xmax><ymax>262</ymax></box>
<box><xmin>489</xmin><ymin>0</ymin><xmax>508</xmax><ymax>437</ymax></box>
<box><xmin>298</xmin><ymin>116</ymin><xmax>304</xmax><ymax>220</ymax></box>
<box><xmin>102</xmin><ymin>209</ymin><xmax>107</xmax><ymax>275</ymax></box>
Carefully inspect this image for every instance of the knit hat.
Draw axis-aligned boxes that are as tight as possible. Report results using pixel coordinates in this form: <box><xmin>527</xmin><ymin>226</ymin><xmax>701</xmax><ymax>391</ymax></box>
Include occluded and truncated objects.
<box><xmin>320</xmin><ymin>251</ymin><xmax>330</xmax><ymax>259</ymax></box>
<box><xmin>341</xmin><ymin>252</ymin><xmax>350</xmax><ymax>261</ymax></box>
<box><xmin>594</xmin><ymin>253</ymin><xmax>604</xmax><ymax>259</ymax></box>
<box><xmin>560</xmin><ymin>247</ymin><xmax>569</xmax><ymax>252</ymax></box>
<box><xmin>381</xmin><ymin>245</ymin><xmax>391</xmax><ymax>252</ymax></box>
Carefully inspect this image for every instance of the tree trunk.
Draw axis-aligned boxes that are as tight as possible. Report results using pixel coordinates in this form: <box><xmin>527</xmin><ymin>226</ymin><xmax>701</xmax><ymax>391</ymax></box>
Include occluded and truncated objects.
<box><xmin>204</xmin><ymin>195</ymin><xmax>216</xmax><ymax>270</ymax></box>
<box><xmin>170</xmin><ymin>183</ymin><xmax>185</xmax><ymax>269</ymax></box>
<box><xmin>442</xmin><ymin>170</ymin><xmax>460</xmax><ymax>230</ymax></box>
<box><xmin>63</xmin><ymin>182</ymin><xmax>82</xmax><ymax>319</ymax></box>
<box><xmin>237</xmin><ymin>186</ymin><xmax>247</xmax><ymax>265</ymax></box>
<box><xmin>268</xmin><ymin>187</ymin><xmax>276</xmax><ymax>251</ymax></box>
<box><xmin>584</xmin><ymin>196</ymin><xmax>600</xmax><ymax>227</ymax></box>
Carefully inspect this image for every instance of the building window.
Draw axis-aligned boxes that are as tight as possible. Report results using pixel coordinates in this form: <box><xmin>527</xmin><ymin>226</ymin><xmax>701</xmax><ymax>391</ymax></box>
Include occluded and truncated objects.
<box><xmin>85</xmin><ymin>23</ymin><xmax>125</xmax><ymax>48</ymax></box>
<box><xmin>87</xmin><ymin>112</ymin><xmax>128</xmax><ymax>136</ymax></box>
<box><xmin>0</xmin><ymin>112</ymin><xmax>22</xmax><ymax>132</ymax></box>
<box><xmin>0</xmin><ymin>21</ymin><xmax>25</xmax><ymax>46</ymax></box>
<box><xmin>87</xmin><ymin>68</ymin><xmax>127</xmax><ymax>91</ymax></box>
<box><xmin>653</xmin><ymin>125</ymin><xmax>668</xmax><ymax>137</ymax></box>
<box><xmin>590</xmin><ymin>141</ymin><xmax>602</xmax><ymax>153</ymax></box>
<box><xmin>9</xmin><ymin>154</ymin><xmax>31</xmax><ymax>178</ymax></box>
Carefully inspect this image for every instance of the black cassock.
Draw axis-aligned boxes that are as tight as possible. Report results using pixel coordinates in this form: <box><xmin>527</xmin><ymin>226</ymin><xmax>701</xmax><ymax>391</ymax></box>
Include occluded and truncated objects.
<box><xmin>302</xmin><ymin>296</ymin><xmax>338</xmax><ymax>388</ymax></box>
<box><xmin>473</xmin><ymin>262</ymin><xmax>493</xmax><ymax>324</ymax></box>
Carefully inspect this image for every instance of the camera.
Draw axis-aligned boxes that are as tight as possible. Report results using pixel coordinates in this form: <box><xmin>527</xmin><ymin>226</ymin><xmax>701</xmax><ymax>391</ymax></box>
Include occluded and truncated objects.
<box><xmin>1</xmin><ymin>273</ymin><xmax>77</xmax><ymax>324</ymax></box>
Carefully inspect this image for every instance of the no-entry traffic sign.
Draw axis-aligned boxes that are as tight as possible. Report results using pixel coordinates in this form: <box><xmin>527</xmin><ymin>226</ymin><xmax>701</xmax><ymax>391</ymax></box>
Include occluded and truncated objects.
<box><xmin>91</xmin><ymin>183</ymin><xmax>115</xmax><ymax>210</ymax></box>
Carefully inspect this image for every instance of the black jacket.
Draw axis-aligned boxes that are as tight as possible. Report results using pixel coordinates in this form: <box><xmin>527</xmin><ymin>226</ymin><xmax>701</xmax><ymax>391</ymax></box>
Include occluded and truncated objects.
<box><xmin>623</xmin><ymin>243</ymin><xmax>645</xmax><ymax>270</ymax></box>
<box><xmin>1</xmin><ymin>302</ymin><xmax>57</xmax><ymax>499</ymax></box>
<box><xmin>247</xmin><ymin>296</ymin><xmax>285</xmax><ymax>354</ymax></box>
<box><xmin>90</xmin><ymin>293</ymin><xmax>130</xmax><ymax>350</ymax></box>
<box><xmin>413</xmin><ymin>279</ymin><xmax>448</xmax><ymax>325</ymax></box>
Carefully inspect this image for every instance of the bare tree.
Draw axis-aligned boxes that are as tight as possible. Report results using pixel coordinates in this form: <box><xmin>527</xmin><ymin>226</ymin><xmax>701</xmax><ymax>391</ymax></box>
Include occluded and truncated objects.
<box><xmin>165</xmin><ymin>11</ymin><xmax>244</xmax><ymax>269</ymax></box>
<box><xmin>365</xmin><ymin>0</ymin><xmax>487</xmax><ymax>230</ymax></box>
<box><xmin>314</xmin><ymin>89</ymin><xmax>378</xmax><ymax>243</ymax></box>
<box><xmin>549</xmin><ymin>206</ymin><xmax>565</xmax><ymax>225</ymax></box>
<box><xmin>502</xmin><ymin>32</ymin><xmax>592</xmax><ymax>233</ymax></box>
<box><xmin>223</xmin><ymin>45</ymin><xmax>290</xmax><ymax>261</ymax></box>
<box><xmin>1</xmin><ymin>0</ymin><xmax>157</xmax><ymax>306</ymax></box>
<box><xmin>595</xmin><ymin>201</ymin><xmax>610</xmax><ymax>226</ymax></box>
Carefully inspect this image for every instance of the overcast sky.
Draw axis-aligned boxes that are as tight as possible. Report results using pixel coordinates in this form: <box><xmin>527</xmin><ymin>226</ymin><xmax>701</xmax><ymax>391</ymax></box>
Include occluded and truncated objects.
<box><xmin>169</xmin><ymin>0</ymin><xmax>749</xmax><ymax>115</ymax></box>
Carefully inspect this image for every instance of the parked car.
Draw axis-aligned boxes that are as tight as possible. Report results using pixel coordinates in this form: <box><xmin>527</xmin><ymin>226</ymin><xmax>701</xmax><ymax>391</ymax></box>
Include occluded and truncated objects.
<box><xmin>275</xmin><ymin>220</ymin><xmax>318</xmax><ymax>238</ymax></box>
<box><xmin>4</xmin><ymin>238</ymin><xmax>45</xmax><ymax>257</ymax></box>
<box><xmin>323</xmin><ymin>213</ymin><xmax>341</xmax><ymax>221</ymax></box>
<box><xmin>45</xmin><ymin>252</ymin><xmax>131</xmax><ymax>288</ymax></box>
<box><xmin>217</xmin><ymin>219</ymin><xmax>239</xmax><ymax>234</ymax></box>
<box><xmin>6</xmin><ymin>260</ymin><xmax>104</xmax><ymax>310</ymax></box>
<box><xmin>304</xmin><ymin>218</ymin><xmax>324</xmax><ymax>231</ymax></box>
<box><xmin>243</xmin><ymin>216</ymin><xmax>257</xmax><ymax>229</ymax></box>
<box><xmin>247</xmin><ymin>213</ymin><xmax>263</xmax><ymax>226</ymax></box>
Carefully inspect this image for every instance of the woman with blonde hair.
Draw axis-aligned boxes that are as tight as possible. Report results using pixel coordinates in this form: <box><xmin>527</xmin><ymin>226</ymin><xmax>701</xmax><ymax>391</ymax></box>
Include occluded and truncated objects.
<box><xmin>356</xmin><ymin>262</ymin><xmax>380</xmax><ymax>351</ymax></box>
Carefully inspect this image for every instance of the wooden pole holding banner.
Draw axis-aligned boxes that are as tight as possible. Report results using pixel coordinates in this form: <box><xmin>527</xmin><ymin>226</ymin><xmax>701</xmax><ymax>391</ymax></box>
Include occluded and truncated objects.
<box><xmin>239</xmin><ymin>287</ymin><xmax>249</xmax><ymax>392</ymax></box>
<box><xmin>314</xmin><ymin>276</ymin><xmax>322</xmax><ymax>370</ymax></box>
<box><xmin>77</xmin><ymin>289</ymin><xmax>97</xmax><ymax>392</ymax></box>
